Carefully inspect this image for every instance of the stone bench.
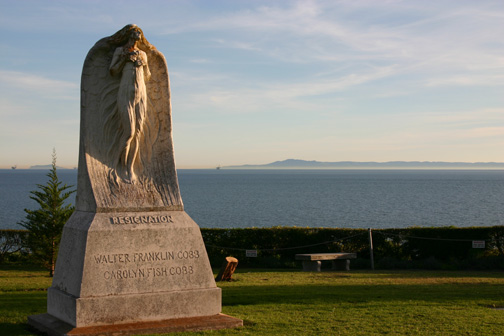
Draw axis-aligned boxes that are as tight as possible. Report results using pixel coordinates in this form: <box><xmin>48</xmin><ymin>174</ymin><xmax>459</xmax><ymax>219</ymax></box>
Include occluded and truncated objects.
<box><xmin>295</xmin><ymin>253</ymin><xmax>357</xmax><ymax>272</ymax></box>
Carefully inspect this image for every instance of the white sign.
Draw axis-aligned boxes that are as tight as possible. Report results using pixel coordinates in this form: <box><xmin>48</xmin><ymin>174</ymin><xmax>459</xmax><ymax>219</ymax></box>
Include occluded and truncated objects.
<box><xmin>472</xmin><ymin>240</ymin><xmax>485</xmax><ymax>249</ymax></box>
<box><xmin>246</xmin><ymin>250</ymin><xmax>258</xmax><ymax>257</ymax></box>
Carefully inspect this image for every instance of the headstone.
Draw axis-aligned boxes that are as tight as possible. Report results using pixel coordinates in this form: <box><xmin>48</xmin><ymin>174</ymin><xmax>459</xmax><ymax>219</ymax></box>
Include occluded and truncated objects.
<box><xmin>28</xmin><ymin>24</ymin><xmax>242</xmax><ymax>335</ymax></box>
<box><xmin>215</xmin><ymin>257</ymin><xmax>238</xmax><ymax>282</ymax></box>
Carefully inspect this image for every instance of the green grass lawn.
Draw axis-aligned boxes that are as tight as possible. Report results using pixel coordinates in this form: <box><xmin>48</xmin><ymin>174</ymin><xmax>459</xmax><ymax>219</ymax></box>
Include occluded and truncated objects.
<box><xmin>1</xmin><ymin>266</ymin><xmax>503</xmax><ymax>335</ymax></box>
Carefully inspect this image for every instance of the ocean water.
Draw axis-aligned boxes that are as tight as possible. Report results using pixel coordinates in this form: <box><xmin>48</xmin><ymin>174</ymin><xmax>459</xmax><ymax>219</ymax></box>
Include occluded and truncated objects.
<box><xmin>1</xmin><ymin>169</ymin><xmax>503</xmax><ymax>230</ymax></box>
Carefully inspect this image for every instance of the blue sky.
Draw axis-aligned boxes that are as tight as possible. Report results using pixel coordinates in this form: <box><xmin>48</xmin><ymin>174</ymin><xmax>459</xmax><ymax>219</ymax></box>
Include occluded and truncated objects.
<box><xmin>1</xmin><ymin>0</ymin><xmax>503</xmax><ymax>168</ymax></box>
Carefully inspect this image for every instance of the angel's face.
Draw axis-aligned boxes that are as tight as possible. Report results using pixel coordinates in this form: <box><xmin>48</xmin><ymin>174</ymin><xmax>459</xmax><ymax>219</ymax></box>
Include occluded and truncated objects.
<box><xmin>131</xmin><ymin>29</ymin><xmax>141</xmax><ymax>41</ymax></box>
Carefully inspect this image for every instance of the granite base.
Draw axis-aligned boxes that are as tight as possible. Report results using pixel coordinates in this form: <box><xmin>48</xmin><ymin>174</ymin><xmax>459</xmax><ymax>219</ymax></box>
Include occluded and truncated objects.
<box><xmin>28</xmin><ymin>313</ymin><xmax>243</xmax><ymax>336</ymax></box>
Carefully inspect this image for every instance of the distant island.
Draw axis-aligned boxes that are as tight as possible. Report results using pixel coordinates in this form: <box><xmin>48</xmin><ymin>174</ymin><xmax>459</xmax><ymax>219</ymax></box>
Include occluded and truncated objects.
<box><xmin>224</xmin><ymin>159</ymin><xmax>504</xmax><ymax>169</ymax></box>
<box><xmin>29</xmin><ymin>165</ymin><xmax>72</xmax><ymax>170</ymax></box>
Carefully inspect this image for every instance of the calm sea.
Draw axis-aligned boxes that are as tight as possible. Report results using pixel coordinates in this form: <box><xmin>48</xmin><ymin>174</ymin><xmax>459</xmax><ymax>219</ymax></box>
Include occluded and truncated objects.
<box><xmin>1</xmin><ymin>169</ymin><xmax>503</xmax><ymax>230</ymax></box>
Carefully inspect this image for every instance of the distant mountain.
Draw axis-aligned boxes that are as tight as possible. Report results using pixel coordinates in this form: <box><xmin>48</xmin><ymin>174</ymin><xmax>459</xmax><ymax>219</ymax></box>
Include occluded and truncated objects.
<box><xmin>29</xmin><ymin>165</ymin><xmax>71</xmax><ymax>170</ymax></box>
<box><xmin>224</xmin><ymin>159</ymin><xmax>504</xmax><ymax>169</ymax></box>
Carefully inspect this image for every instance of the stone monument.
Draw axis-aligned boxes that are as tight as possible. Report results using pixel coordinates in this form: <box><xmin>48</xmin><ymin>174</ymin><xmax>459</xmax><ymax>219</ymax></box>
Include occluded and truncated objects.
<box><xmin>28</xmin><ymin>24</ymin><xmax>243</xmax><ymax>335</ymax></box>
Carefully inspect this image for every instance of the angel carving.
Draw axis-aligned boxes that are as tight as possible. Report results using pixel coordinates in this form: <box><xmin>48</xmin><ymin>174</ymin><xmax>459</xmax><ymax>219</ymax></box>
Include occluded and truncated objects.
<box><xmin>107</xmin><ymin>25</ymin><xmax>151</xmax><ymax>182</ymax></box>
<box><xmin>81</xmin><ymin>24</ymin><xmax>173</xmax><ymax>186</ymax></box>
<box><xmin>78</xmin><ymin>24</ymin><xmax>182</xmax><ymax>209</ymax></box>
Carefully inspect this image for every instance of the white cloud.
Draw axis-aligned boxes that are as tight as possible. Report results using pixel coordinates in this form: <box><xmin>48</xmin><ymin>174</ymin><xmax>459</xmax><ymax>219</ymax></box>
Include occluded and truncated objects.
<box><xmin>0</xmin><ymin>71</ymin><xmax>78</xmax><ymax>99</ymax></box>
<box><xmin>422</xmin><ymin>108</ymin><xmax>504</xmax><ymax>125</ymax></box>
<box><xmin>467</xmin><ymin>127</ymin><xmax>504</xmax><ymax>138</ymax></box>
<box><xmin>188</xmin><ymin>58</ymin><xmax>211</xmax><ymax>64</ymax></box>
<box><xmin>425</xmin><ymin>74</ymin><xmax>504</xmax><ymax>87</ymax></box>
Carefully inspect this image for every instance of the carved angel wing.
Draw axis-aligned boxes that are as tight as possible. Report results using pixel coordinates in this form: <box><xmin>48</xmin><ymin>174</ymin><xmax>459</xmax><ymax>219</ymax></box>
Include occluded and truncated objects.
<box><xmin>79</xmin><ymin>34</ymin><xmax>182</xmax><ymax>210</ymax></box>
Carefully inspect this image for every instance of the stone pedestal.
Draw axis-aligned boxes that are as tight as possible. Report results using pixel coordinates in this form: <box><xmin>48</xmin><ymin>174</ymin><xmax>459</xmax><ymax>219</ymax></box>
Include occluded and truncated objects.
<box><xmin>28</xmin><ymin>210</ymin><xmax>243</xmax><ymax>334</ymax></box>
<box><xmin>28</xmin><ymin>313</ymin><xmax>243</xmax><ymax>336</ymax></box>
<box><xmin>41</xmin><ymin>210</ymin><xmax>224</xmax><ymax>327</ymax></box>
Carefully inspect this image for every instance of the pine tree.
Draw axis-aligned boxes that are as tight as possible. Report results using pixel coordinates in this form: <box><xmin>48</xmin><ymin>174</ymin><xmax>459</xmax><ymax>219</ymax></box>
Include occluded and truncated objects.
<box><xmin>19</xmin><ymin>150</ymin><xmax>75</xmax><ymax>276</ymax></box>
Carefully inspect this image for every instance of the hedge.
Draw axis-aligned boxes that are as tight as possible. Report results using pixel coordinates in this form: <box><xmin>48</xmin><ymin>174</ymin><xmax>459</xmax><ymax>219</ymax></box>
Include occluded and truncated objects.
<box><xmin>2</xmin><ymin>227</ymin><xmax>503</xmax><ymax>269</ymax></box>
<box><xmin>200</xmin><ymin>226</ymin><xmax>504</xmax><ymax>270</ymax></box>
